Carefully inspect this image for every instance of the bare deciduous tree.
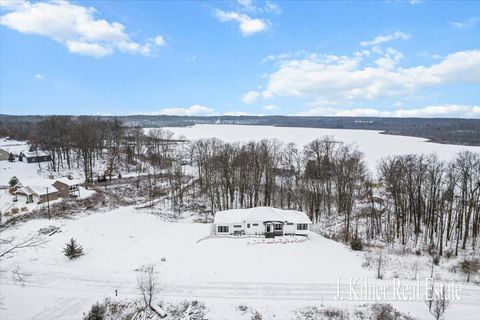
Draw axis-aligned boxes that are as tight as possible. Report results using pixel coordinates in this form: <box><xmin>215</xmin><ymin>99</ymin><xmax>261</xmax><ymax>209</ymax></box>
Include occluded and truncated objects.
<box><xmin>137</xmin><ymin>264</ymin><xmax>159</xmax><ymax>308</ymax></box>
<box><xmin>426</xmin><ymin>284</ymin><xmax>450</xmax><ymax>320</ymax></box>
<box><xmin>0</xmin><ymin>235</ymin><xmax>46</xmax><ymax>259</ymax></box>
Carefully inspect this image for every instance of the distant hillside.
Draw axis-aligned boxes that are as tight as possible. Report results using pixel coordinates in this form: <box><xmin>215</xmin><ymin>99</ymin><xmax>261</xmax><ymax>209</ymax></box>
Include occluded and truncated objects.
<box><xmin>1</xmin><ymin>114</ymin><xmax>479</xmax><ymax>146</ymax></box>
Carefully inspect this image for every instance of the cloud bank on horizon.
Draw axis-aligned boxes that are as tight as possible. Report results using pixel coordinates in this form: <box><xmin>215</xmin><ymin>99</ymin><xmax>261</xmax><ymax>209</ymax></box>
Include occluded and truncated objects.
<box><xmin>0</xmin><ymin>0</ymin><xmax>479</xmax><ymax>118</ymax></box>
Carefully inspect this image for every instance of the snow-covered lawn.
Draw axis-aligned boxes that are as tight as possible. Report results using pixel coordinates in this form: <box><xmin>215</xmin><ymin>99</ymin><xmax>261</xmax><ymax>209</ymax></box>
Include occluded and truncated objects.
<box><xmin>1</xmin><ymin>207</ymin><xmax>479</xmax><ymax>319</ymax></box>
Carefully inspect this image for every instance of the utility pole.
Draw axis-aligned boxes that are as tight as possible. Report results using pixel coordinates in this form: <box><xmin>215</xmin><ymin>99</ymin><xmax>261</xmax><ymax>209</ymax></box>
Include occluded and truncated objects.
<box><xmin>45</xmin><ymin>187</ymin><xmax>51</xmax><ymax>220</ymax></box>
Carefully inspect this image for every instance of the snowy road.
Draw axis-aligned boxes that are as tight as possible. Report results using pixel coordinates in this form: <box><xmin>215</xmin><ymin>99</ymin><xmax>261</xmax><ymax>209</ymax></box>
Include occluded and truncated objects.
<box><xmin>3</xmin><ymin>274</ymin><xmax>480</xmax><ymax>319</ymax></box>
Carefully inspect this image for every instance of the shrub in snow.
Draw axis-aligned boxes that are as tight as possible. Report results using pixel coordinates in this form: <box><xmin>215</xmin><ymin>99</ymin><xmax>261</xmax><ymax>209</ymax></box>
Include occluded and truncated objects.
<box><xmin>297</xmin><ymin>304</ymin><xmax>414</xmax><ymax>320</ymax></box>
<box><xmin>371</xmin><ymin>303</ymin><xmax>415</xmax><ymax>320</ymax></box>
<box><xmin>350</xmin><ymin>237</ymin><xmax>363</xmax><ymax>251</ymax></box>
<box><xmin>251</xmin><ymin>310</ymin><xmax>263</xmax><ymax>320</ymax></box>
<box><xmin>295</xmin><ymin>306</ymin><xmax>348</xmax><ymax>320</ymax></box>
<box><xmin>84</xmin><ymin>302</ymin><xmax>105</xmax><ymax>320</ymax></box>
<box><xmin>166</xmin><ymin>300</ymin><xmax>206</xmax><ymax>319</ymax></box>
<box><xmin>8</xmin><ymin>176</ymin><xmax>18</xmax><ymax>188</ymax></box>
<box><xmin>63</xmin><ymin>238</ymin><xmax>84</xmax><ymax>259</ymax></box>
<box><xmin>459</xmin><ymin>258</ymin><xmax>480</xmax><ymax>282</ymax></box>
<box><xmin>443</xmin><ymin>249</ymin><xmax>454</xmax><ymax>259</ymax></box>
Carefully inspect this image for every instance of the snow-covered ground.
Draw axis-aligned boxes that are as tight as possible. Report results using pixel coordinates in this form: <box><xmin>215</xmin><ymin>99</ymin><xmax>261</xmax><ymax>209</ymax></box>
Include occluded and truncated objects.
<box><xmin>166</xmin><ymin>124</ymin><xmax>480</xmax><ymax>172</ymax></box>
<box><xmin>1</xmin><ymin>207</ymin><xmax>479</xmax><ymax>319</ymax></box>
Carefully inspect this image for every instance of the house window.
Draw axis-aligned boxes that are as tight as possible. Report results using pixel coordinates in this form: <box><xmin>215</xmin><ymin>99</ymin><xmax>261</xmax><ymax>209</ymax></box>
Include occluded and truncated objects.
<box><xmin>233</xmin><ymin>225</ymin><xmax>242</xmax><ymax>228</ymax></box>
<box><xmin>274</xmin><ymin>224</ymin><xmax>283</xmax><ymax>231</ymax></box>
<box><xmin>218</xmin><ymin>226</ymin><xmax>229</xmax><ymax>233</ymax></box>
<box><xmin>247</xmin><ymin>224</ymin><xmax>250</xmax><ymax>228</ymax></box>
<box><xmin>253</xmin><ymin>223</ymin><xmax>259</xmax><ymax>226</ymax></box>
<box><xmin>297</xmin><ymin>224</ymin><xmax>308</xmax><ymax>230</ymax></box>
<box><xmin>286</xmin><ymin>222</ymin><xmax>294</xmax><ymax>225</ymax></box>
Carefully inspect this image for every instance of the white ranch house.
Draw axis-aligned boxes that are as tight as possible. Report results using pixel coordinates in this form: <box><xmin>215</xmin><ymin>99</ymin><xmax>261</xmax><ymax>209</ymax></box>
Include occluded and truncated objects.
<box><xmin>214</xmin><ymin>207</ymin><xmax>312</xmax><ymax>238</ymax></box>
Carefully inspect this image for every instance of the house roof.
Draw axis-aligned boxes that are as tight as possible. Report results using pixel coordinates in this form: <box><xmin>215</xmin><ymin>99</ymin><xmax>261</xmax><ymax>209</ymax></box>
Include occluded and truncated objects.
<box><xmin>16</xmin><ymin>185</ymin><xmax>58</xmax><ymax>196</ymax></box>
<box><xmin>16</xmin><ymin>186</ymin><xmax>34</xmax><ymax>196</ymax></box>
<box><xmin>29</xmin><ymin>185</ymin><xmax>58</xmax><ymax>195</ymax></box>
<box><xmin>214</xmin><ymin>206</ymin><xmax>312</xmax><ymax>224</ymax></box>
<box><xmin>24</xmin><ymin>150</ymin><xmax>50</xmax><ymax>158</ymax></box>
<box><xmin>54</xmin><ymin>178</ymin><xmax>82</xmax><ymax>186</ymax></box>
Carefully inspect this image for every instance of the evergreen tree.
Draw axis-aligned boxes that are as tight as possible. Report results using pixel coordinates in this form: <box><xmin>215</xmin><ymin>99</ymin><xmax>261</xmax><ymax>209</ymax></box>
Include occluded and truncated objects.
<box><xmin>8</xmin><ymin>176</ymin><xmax>19</xmax><ymax>188</ymax></box>
<box><xmin>63</xmin><ymin>238</ymin><xmax>84</xmax><ymax>259</ymax></box>
<box><xmin>84</xmin><ymin>303</ymin><xmax>105</xmax><ymax>320</ymax></box>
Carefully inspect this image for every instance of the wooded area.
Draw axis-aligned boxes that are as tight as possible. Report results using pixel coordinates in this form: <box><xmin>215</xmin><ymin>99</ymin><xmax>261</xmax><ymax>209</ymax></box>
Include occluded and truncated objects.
<box><xmin>2</xmin><ymin>114</ymin><xmax>479</xmax><ymax>146</ymax></box>
<box><xmin>1</xmin><ymin>116</ymin><xmax>479</xmax><ymax>256</ymax></box>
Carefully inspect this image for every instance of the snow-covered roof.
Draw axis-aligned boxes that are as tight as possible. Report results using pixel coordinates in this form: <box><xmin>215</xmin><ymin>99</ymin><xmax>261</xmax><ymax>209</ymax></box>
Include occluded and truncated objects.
<box><xmin>16</xmin><ymin>185</ymin><xmax>58</xmax><ymax>196</ymax></box>
<box><xmin>29</xmin><ymin>185</ymin><xmax>58</xmax><ymax>195</ymax></box>
<box><xmin>16</xmin><ymin>186</ymin><xmax>34</xmax><ymax>195</ymax></box>
<box><xmin>214</xmin><ymin>207</ymin><xmax>312</xmax><ymax>224</ymax></box>
<box><xmin>23</xmin><ymin>150</ymin><xmax>50</xmax><ymax>157</ymax></box>
<box><xmin>54</xmin><ymin>178</ymin><xmax>82</xmax><ymax>186</ymax></box>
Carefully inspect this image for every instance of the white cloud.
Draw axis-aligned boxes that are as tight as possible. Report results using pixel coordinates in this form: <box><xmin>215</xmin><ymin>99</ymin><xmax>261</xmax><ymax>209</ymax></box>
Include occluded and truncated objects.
<box><xmin>224</xmin><ymin>111</ymin><xmax>264</xmax><ymax>116</ymax></box>
<box><xmin>261</xmin><ymin>49</ymin><xmax>480</xmax><ymax>104</ymax></box>
<box><xmin>66</xmin><ymin>40</ymin><xmax>112</xmax><ymax>57</ymax></box>
<box><xmin>299</xmin><ymin>105</ymin><xmax>480</xmax><ymax>118</ymax></box>
<box><xmin>450</xmin><ymin>17</ymin><xmax>479</xmax><ymax>29</ymax></box>
<box><xmin>265</xmin><ymin>1</ymin><xmax>281</xmax><ymax>14</ymax></box>
<box><xmin>35</xmin><ymin>73</ymin><xmax>45</xmax><ymax>80</ymax></box>
<box><xmin>0</xmin><ymin>0</ymin><xmax>165</xmax><ymax>58</ymax></box>
<box><xmin>241</xmin><ymin>91</ymin><xmax>260</xmax><ymax>104</ymax></box>
<box><xmin>360</xmin><ymin>31</ymin><xmax>410</xmax><ymax>47</ymax></box>
<box><xmin>0</xmin><ymin>0</ymin><xmax>27</xmax><ymax>10</ymax></box>
<box><xmin>214</xmin><ymin>9</ymin><xmax>268</xmax><ymax>36</ymax></box>
<box><xmin>156</xmin><ymin>105</ymin><xmax>215</xmax><ymax>116</ymax></box>
<box><xmin>154</xmin><ymin>35</ymin><xmax>165</xmax><ymax>46</ymax></box>
<box><xmin>237</xmin><ymin>0</ymin><xmax>255</xmax><ymax>11</ymax></box>
<box><xmin>237</xmin><ymin>0</ymin><xmax>281</xmax><ymax>15</ymax></box>
<box><xmin>263</xmin><ymin>104</ymin><xmax>279</xmax><ymax>111</ymax></box>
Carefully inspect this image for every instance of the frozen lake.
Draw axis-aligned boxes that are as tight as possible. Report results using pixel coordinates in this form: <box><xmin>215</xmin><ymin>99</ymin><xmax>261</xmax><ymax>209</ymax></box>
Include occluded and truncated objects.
<box><xmin>166</xmin><ymin>124</ymin><xmax>480</xmax><ymax>172</ymax></box>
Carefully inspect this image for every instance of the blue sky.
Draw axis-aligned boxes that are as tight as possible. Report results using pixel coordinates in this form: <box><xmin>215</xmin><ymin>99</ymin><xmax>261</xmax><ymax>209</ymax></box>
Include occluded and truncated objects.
<box><xmin>0</xmin><ymin>0</ymin><xmax>479</xmax><ymax>118</ymax></box>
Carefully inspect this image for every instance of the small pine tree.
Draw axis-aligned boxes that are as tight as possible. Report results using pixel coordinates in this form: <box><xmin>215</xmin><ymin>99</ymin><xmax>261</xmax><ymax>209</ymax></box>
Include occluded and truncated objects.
<box><xmin>63</xmin><ymin>238</ymin><xmax>84</xmax><ymax>259</ymax></box>
<box><xmin>84</xmin><ymin>302</ymin><xmax>105</xmax><ymax>320</ymax></box>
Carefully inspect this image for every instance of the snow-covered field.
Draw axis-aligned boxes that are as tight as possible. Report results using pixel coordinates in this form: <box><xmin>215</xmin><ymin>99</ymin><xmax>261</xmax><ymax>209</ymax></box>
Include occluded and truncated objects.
<box><xmin>1</xmin><ymin>207</ymin><xmax>479</xmax><ymax>319</ymax></box>
<box><xmin>167</xmin><ymin>124</ymin><xmax>480</xmax><ymax>172</ymax></box>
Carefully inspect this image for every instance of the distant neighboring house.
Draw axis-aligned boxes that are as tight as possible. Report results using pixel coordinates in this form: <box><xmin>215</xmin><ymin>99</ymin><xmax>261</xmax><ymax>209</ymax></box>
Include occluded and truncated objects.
<box><xmin>25</xmin><ymin>151</ymin><xmax>52</xmax><ymax>163</ymax></box>
<box><xmin>52</xmin><ymin>178</ymin><xmax>82</xmax><ymax>198</ymax></box>
<box><xmin>0</xmin><ymin>149</ymin><xmax>9</xmax><ymax>161</ymax></box>
<box><xmin>16</xmin><ymin>185</ymin><xmax>59</xmax><ymax>204</ymax></box>
<box><xmin>214</xmin><ymin>207</ymin><xmax>312</xmax><ymax>238</ymax></box>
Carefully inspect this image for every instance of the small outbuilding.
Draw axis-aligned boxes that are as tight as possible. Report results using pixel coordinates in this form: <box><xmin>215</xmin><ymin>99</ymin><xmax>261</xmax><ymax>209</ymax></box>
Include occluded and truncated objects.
<box><xmin>214</xmin><ymin>207</ymin><xmax>312</xmax><ymax>238</ymax></box>
<box><xmin>52</xmin><ymin>178</ymin><xmax>82</xmax><ymax>198</ymax></box>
